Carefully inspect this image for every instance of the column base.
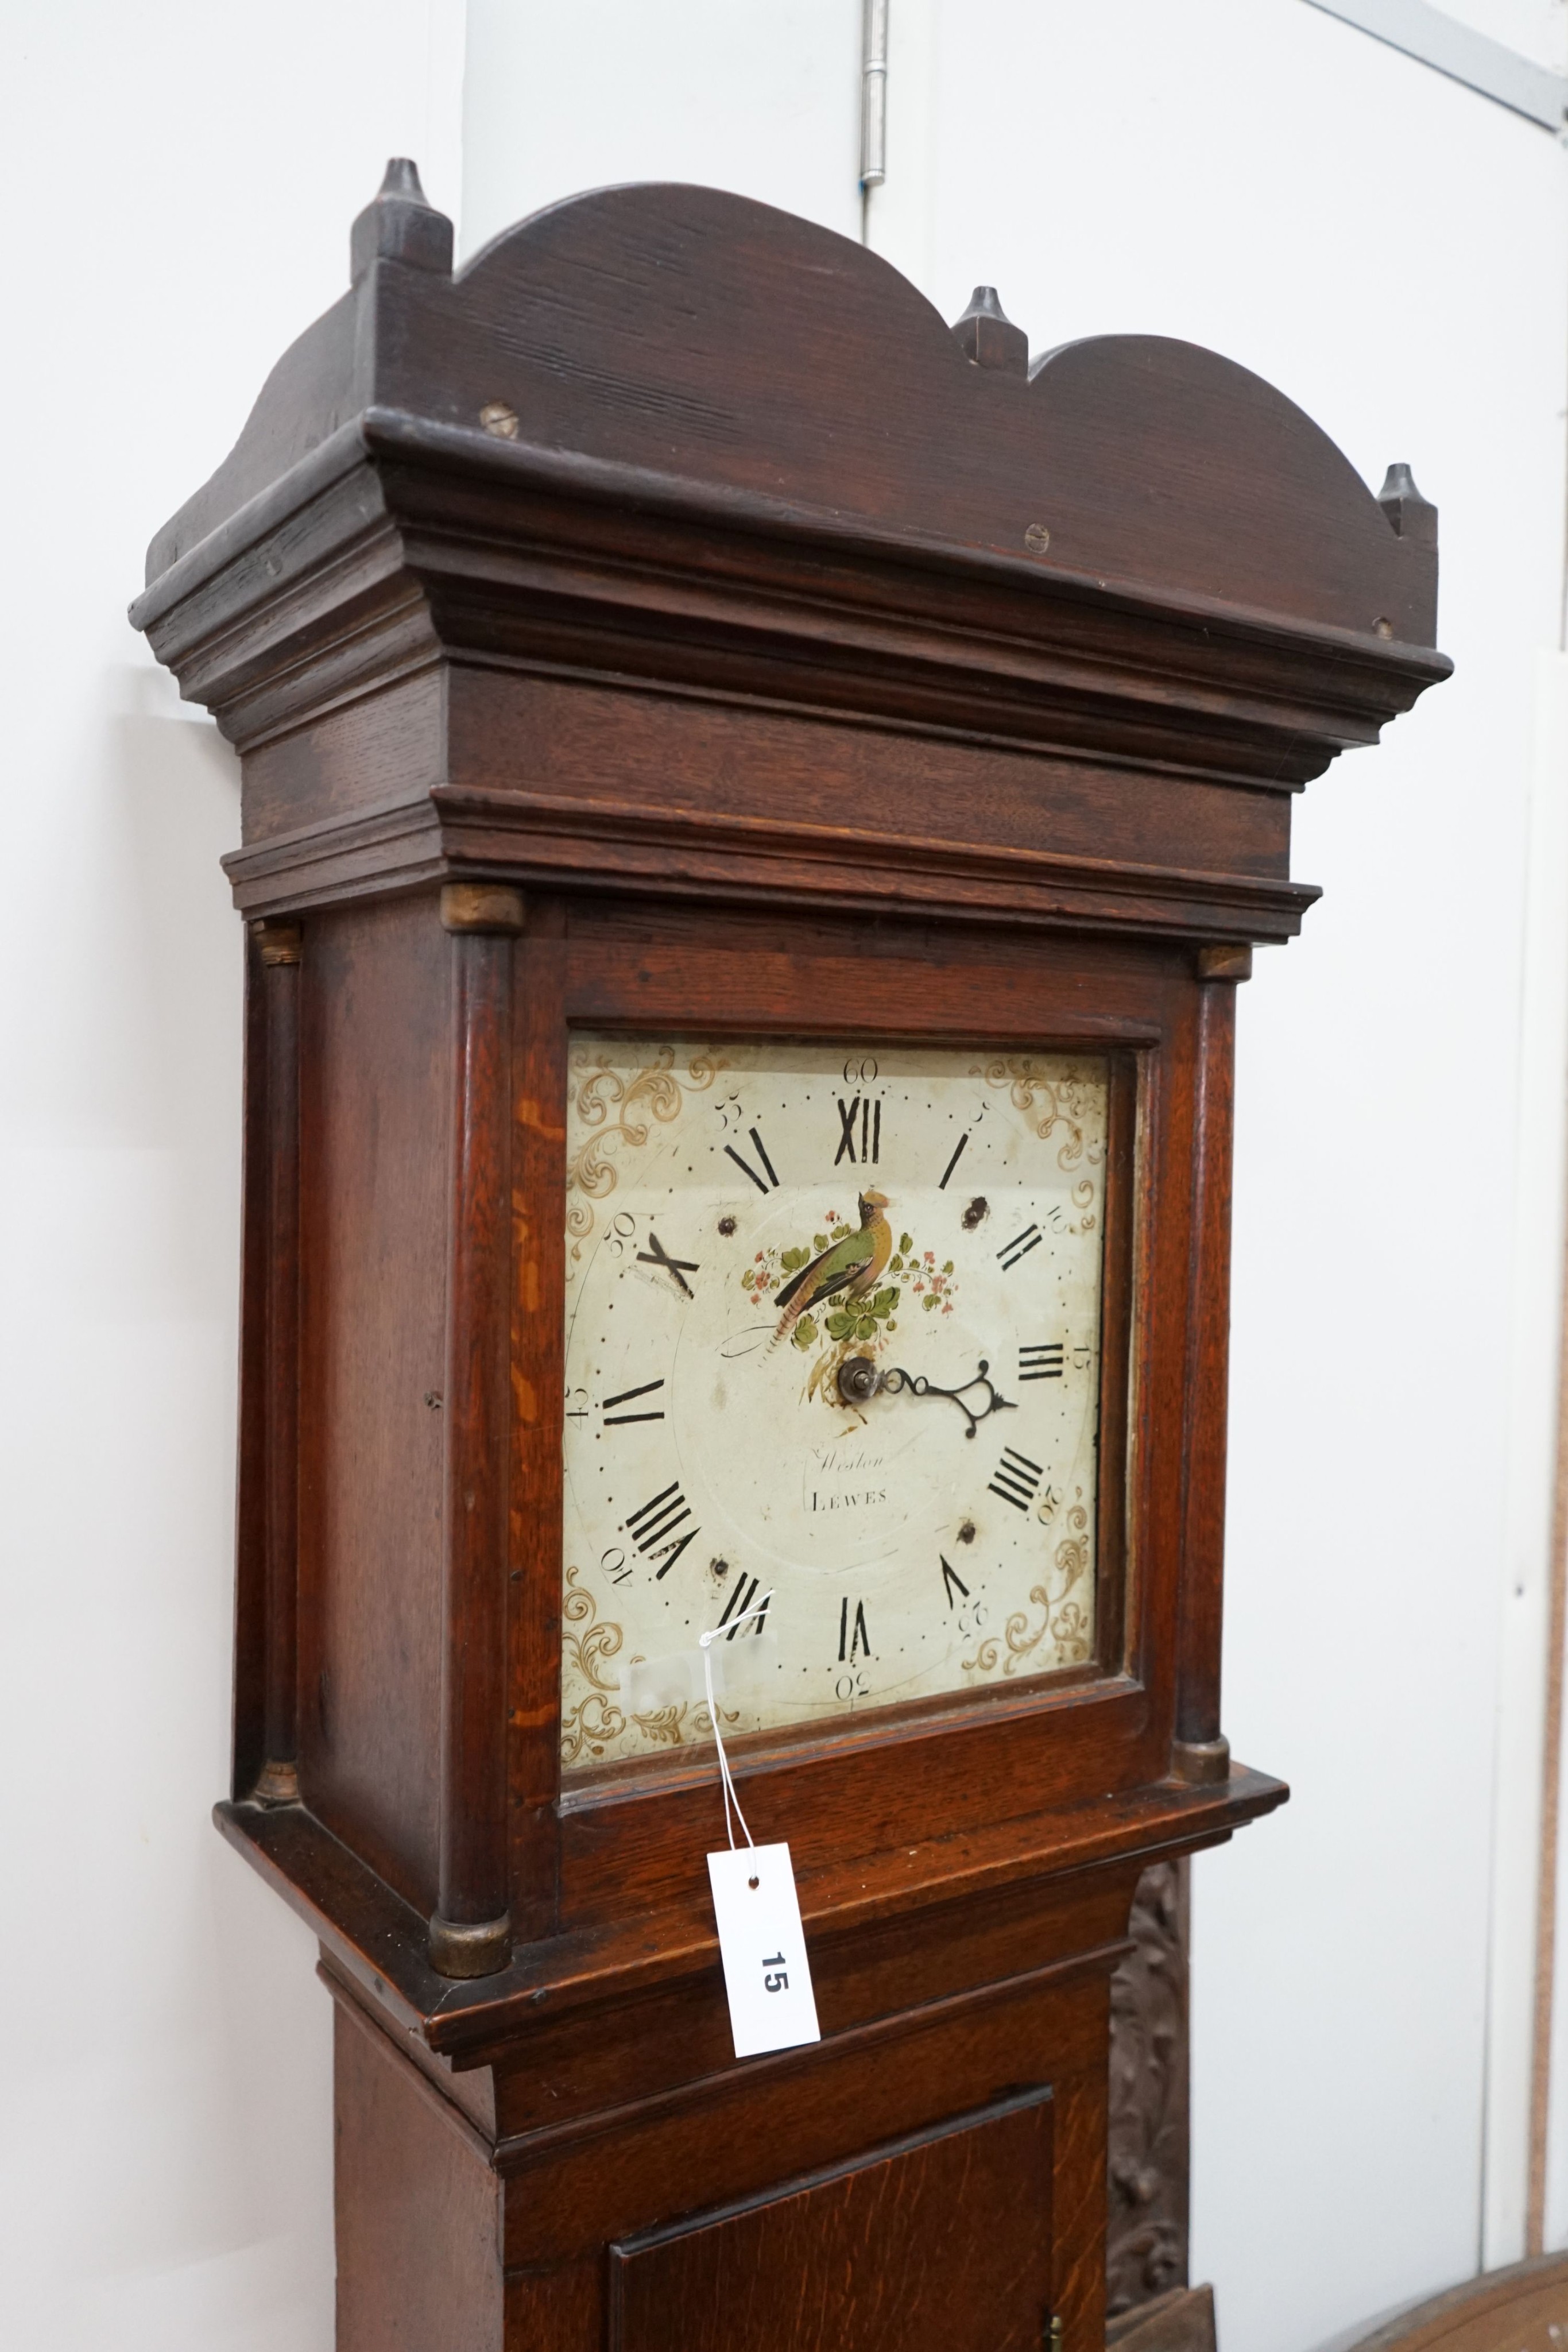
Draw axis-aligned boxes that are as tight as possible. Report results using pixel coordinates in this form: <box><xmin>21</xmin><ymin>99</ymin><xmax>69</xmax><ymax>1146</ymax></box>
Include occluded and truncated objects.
<box><xmin>1170</xmin><ymin>1735</ymin><xmax>1230</xmax><ymax>1786</ymax></box>
<box><xmin>251</xmin><ymin>1758</ymin><xmax>300</xmax><ymax>1806</ymax></box>
<box><xmin>428</xmin><ymin>1909</ymin><xmax>512</xmax><ymax>1978</ymax></box>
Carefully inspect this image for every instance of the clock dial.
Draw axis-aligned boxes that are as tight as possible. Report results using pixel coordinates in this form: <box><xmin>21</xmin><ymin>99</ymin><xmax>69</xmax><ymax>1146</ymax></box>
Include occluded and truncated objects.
<box><xmin>560</xmin><ymin>1036</ymin><xmax>1110</xmax><ymax>1770</ymax></box>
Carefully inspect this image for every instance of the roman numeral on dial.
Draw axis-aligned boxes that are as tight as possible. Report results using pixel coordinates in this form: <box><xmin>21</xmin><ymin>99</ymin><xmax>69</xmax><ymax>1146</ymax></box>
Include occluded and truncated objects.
<box><xmin>723</xmin><ymin>1126</ymin><xmax>780</xmax><ymax>1194</ymax></box>
<box><xmin>635</xmin><ymin>1232</ymin><xmax>699</xmax><ymax>1296</ymax></box>
<box><xmin>717</xmin><ymin>1569</ymin><xmax>769</xmax><ymax>1638</ymax></box>
<box><xmin>834</xmin><ymin>1096</ymin><xmax>882</xmax><ymax>1165</ymax></box>
<box><xmin>938</xmin><ymin>1132</ymin><xmax>969</xmax><ymax>1190</ymax></box>
<box><xmin>1019</xmin><ymin>1344</ymin><xmax>1063</xmax><ymax>1382</ymax></box>
<box><xmin>624</xmin><ymin>1480</ymin><xmax>700</xmax><ymax>1577</ymax></box>
<box><xmin>989</xmin><ymin>1447</ymin><xmax>1044</xmax><ymax>1513</ymax></box>
<box><xmin>602</xmin><ymin>1377</ymin><xmax>665</xmax><ymax>1425</ymax></box>
<box><xmin>997</xmin><ymin>1224</ymin><xmax>1043</xmax><ymax>1271</ymax></box>
<box><xmin>838</xmin><ymin>1597</ymin><xmax>873</xmax><ymax>1661</ymax></box>
<box><xmin>940</xmin><ymin>1555</ymin><xmax>970</xmax><ymax>1608</ymax></box>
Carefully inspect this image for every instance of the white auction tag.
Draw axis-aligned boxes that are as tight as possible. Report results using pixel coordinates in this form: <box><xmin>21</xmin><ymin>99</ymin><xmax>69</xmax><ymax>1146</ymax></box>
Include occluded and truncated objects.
<box><xmin>706</xmin><ymin>1841</ymin><xmax>822</xmax><ymax>2059</ymax></box>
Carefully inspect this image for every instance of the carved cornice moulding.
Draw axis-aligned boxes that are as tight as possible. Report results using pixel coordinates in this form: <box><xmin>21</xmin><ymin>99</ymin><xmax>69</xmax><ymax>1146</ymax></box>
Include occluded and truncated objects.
<box><xmin>136</xmin><ymin>175</ymin><xmax>1441</xmax><ymax>646</ymax></box>
<box><xmin>132</xmin><ymin>167</ymin><xmax>1449</xmax><ymax>942</ymax></box>
<box><xmin>134</xmin><ymin>413</ymin><xmax>1443</xmax><ymax>771</ymax></box>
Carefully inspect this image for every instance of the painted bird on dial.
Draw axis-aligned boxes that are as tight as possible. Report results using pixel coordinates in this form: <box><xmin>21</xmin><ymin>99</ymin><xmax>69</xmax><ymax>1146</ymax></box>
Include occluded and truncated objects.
<box><xmin>772</xmin><ymin>1190</ymin><xmax>893</xmax><ymax>1346</ymax></box>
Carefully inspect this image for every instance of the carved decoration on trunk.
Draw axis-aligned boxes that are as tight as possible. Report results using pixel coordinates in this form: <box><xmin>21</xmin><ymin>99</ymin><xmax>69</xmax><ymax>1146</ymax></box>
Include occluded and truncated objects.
<box><xmin>1107</xmin><ymin>1858</ymin><xmax>1191</xmax><ymax>2319</ymax></box>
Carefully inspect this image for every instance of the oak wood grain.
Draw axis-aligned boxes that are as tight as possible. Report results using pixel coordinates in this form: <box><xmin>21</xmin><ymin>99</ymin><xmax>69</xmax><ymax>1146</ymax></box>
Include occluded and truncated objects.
<box><xmin>607</xmin><ymin>2089</ymin><xmax>1054</xmax><ymax>2352</ymax></box>
<box><xmin>297</xmin><ymin>899</ymin><xmax>448</xmax><ymax>1913</ymax></box>
<box><xmin>335</xmin><ymin>1995</ymin><xmax>504</xmax><ymax>2352</ymax></box>
<box><xmin>436</xmin><ymin>914</ymin><xmax>515</xmax><ymax>1943</ymax></box>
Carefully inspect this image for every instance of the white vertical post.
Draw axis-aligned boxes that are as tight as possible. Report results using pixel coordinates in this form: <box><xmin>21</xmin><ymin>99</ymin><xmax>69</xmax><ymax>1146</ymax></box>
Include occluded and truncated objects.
<box><xmin>1485</xmin><ymin>650</ymin><xmax>1568</xmax><ymax>2264</ymax></box>
<box><xmin>860</xmin><ymin>0</ymin><xmax>889</xmax><ymax>241</ymax></box>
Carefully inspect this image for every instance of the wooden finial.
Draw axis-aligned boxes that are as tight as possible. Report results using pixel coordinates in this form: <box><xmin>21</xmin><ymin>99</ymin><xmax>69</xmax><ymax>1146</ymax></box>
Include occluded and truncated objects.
<box><xmin>380</xmin><ymin>157</ymin><xmax>427</xmax><ymax>202</ymax></box>
<box><xmin>1377</xmin><ymin>461</ymin><xmax>1438</xmax><ymax>551</ymax></box>
<box><xmin>350</xmin><ymin>157</ymin><xmax>454</xmax><ymax>285</ymax></box>
<box><xmin>951</xmin><ymin>287</ymin><xmax>1029</xmax><ymax>377</ymax></box>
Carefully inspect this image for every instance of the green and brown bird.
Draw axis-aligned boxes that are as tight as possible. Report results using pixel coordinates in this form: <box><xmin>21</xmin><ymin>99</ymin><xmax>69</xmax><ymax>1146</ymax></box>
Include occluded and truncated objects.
<box><xmin>772</xmin><ymin>1190</ymin><xmax>893</xmax><ymax>1347</ymax></box>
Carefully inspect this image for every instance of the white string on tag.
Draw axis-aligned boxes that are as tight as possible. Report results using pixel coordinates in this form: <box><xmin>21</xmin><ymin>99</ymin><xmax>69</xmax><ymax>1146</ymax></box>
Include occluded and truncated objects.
<box><xmin>699</xmin><ymin>1592</ymin><xmax>773</xmax><ymax>1850</ymax></box>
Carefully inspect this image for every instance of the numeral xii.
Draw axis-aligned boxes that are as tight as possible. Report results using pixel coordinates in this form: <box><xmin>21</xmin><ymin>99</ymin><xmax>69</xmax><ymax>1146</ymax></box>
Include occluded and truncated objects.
<box><xmin>834</xmin><ymin>1095</ymin><xmax>881</xmax><ymax>1166</ymax></box>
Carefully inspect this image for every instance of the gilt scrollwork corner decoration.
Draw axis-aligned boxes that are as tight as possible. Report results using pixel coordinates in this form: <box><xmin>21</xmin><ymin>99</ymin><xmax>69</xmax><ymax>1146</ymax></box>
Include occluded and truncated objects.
<box><xmin>1106</xmin><ymin>1859</ymin><xmax>1191</xmax><ymax>2320</ymax></box>
<box><xmin>564</xmin><ymin>1044</ymin><xmax>727</xmax><ymax>1266</ymax></box>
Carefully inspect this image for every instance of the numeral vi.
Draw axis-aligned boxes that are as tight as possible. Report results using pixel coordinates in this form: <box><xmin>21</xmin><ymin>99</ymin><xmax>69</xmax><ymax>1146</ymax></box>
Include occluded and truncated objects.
<box><xmin>838</xmin><ymin>1597</ymin><xmax>873</xmax><ymax>1661</ymax></box>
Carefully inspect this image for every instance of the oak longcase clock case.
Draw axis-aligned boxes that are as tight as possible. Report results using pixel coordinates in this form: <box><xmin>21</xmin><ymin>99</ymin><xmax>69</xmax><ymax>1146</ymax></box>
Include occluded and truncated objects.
<box><xmin>133</xmin><ymin>163</ymin><xmax>1447</xmax><ymax>2351</ymax></box>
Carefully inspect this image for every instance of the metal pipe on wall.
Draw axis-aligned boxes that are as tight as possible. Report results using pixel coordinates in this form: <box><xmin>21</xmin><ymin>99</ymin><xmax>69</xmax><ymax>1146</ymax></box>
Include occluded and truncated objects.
<box><xmin>860</xmin><ymin>0</ymin><xmax>888</xmax><ymax>242</ymax></box>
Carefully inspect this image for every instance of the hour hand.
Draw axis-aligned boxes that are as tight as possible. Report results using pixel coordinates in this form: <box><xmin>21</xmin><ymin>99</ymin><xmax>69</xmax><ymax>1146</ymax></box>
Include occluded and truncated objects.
<box><xmin>836</xmin><ymin>1355</ymin><xmax>1017</xmax><ymax>1440</ymax></box>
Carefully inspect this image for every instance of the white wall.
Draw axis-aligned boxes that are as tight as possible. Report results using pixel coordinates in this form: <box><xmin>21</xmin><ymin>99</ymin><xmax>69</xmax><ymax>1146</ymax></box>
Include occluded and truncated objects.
<box><xmin>462</xmin><ymin>0</ymin><xmax>862</xmax><ymax>259</ymax></box>
<box><xmin>9</xmin><ymin>3</ymin><xmax>1567</xmax><ymax>2347</ymax></box>
<box><xmin>0</xmin><ymin>4</ymin><xmax>463</xmax><ymax>2346</ymax></box>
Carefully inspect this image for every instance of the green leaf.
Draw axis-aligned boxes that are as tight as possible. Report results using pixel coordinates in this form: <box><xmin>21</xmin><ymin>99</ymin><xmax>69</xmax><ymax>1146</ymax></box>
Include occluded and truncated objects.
<box><xmin>825</xmin><ymin>1310</ymin><xmax>857</xmax><ymax>1340</ymax></box>
<box><xmin>814</xmin><ymin>1233</ymin><xmax>829</xmax><ymax>1252</ymax></box>
<box><xmin>888</xmin><ymin>1254</ymin><xmax>903</xmax><ymax>1274</ymax></box>
<box><xmin>792</xmin><ymin>1314</ymin><xmax>817</xmax><ymax>1351</ymax></box>
<box><xmin>855</xmin><ymin>1317</ymin><xmax>878</xmax><ymax>1341</ymax></box>
<box><xmin>899</xmin><ymin>1231</ymin><xmax>913</xmax><ymax>1255</ymax></box>
<box><xmin>923</xmin><ymin>1291</ymin><xmax>939</xmax><ymax>1310</ymax></box>
<box><xmin>942</xmin><ymin>1260</ymin><xmax>954</xmax><ymax>1275</ymax></box>
<box><xmin>886</xmin><ymin>1319</ymin><xmax>897</xmax><ymax>1333</ymax></box>
<box><xmin>780</xmin><ymin>1246</ymin><xmax>807</xmax><ymax>1272</ymax></box>
<box><xmin>872</xmin><ymin>1287</ymin><xmax>899</xmax><ymax>1312</ymax></box>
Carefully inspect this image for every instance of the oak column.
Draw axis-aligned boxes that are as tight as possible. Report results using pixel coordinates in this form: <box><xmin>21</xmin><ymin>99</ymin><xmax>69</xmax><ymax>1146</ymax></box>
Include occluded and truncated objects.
<box><xmin>253</xmin><ymin>919</ymin><xmax>303</xmax><ymax>1807</ymax></box>
<box><xmin>1172</xmin><ymin>942</ymin><xmax>1250</xmax><ymax>1785</ymax></box>
<box><xmin>429</xmin><ymin>883</ymin><xmax>524</xmax><ymax>1976</ymax></box>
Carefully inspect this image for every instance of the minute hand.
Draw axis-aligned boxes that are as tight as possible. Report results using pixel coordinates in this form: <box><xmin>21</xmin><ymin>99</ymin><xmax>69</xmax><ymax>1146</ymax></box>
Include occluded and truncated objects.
<box><xmin>836</xmin><ymin>1354</ymin><xmax>1017</xmax><ymax>1440</ymax></box>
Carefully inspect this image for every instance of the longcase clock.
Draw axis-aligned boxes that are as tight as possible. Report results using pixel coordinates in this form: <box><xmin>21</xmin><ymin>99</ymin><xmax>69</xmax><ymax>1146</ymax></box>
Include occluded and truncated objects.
<box><xmin>133</xmin><ymin>163</ymin><xmax>1448</xmax><ymax>2351</ymax></box>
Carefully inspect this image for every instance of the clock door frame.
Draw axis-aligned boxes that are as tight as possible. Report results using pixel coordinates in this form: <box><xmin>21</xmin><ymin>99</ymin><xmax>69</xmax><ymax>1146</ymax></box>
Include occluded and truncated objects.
<box><xmin>511</xmin><ymin>893</ymin><xmax>1206</xmax><ymax>1940</ymax></box>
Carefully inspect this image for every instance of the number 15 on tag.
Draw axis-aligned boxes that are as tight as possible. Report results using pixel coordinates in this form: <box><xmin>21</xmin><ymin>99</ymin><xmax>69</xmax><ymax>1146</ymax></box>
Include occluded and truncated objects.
<box><xmin>707</xmin><ymin>1843</ymin><xmax>822</xmax><ymax>2059</ymax></box>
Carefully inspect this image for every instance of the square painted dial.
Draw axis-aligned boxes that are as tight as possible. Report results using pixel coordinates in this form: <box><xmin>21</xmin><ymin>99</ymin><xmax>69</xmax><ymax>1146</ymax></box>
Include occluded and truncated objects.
<box><xmin>560</xmin><ymin>1035</ymin><xmax>1109</xmax><ymax>1770</ymax></box>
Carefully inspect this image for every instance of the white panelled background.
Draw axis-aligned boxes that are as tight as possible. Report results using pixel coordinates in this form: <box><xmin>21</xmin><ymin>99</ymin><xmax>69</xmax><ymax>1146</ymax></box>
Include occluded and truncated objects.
<box><xmin>6</xmin><ymin>4</ymin><xmax>1568</xmax><ymax>2347</ymax></box>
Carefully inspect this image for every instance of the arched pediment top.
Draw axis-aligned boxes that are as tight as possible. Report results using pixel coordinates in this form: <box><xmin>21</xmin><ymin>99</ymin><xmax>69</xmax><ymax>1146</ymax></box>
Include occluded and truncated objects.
<box><xmin>140</xmin><ymin>171</ymin><xmax>1437</xmax><ymax>651</ymax></box>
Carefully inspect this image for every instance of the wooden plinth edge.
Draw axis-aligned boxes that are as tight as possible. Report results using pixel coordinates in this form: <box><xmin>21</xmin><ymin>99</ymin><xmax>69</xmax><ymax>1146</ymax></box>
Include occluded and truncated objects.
<box><xmin>1340</xmin><ymin>2248</ymin><xmax>1568</xmax><ymax>2349</ymax></box>
<box><xmin>212</xmin><ymin>1762</ymin><xmax>1287</xmax><ymax>2066</ymax></box>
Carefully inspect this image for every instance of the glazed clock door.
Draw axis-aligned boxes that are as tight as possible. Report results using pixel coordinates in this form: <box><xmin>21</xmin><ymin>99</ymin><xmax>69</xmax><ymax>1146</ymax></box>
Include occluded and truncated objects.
<box><xmin>560</xmin><ymin>1034</ymin><xmax>1122</xmax><ymax>1773</ymax></box>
